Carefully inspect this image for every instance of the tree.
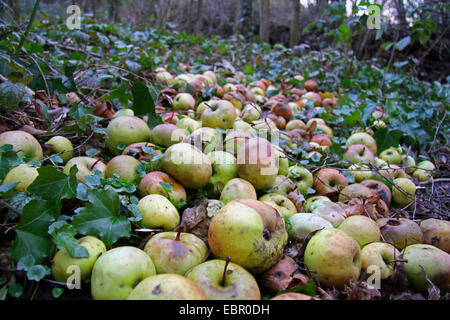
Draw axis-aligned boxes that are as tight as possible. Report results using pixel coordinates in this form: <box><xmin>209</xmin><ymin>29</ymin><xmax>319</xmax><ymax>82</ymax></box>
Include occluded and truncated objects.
<box><xmin>194</xmin><ymin>0</ymin><xmax>204</xmax><ymax>35</ymax></box>
<box><xmin>259</xmin><ymin>0</ymin><xmax>270</xmax><ymax>43</ymax></box>
<box><xmin>290</xmin><ymin>0</ymin><xmax>300</xmax><ymax>47</ymax></box>
<box><xmin>157</xmin><ymin>0</ymin><xmax>172</xmax><ymax>29</ymax></box>
<box><xmin>233</xmin><ymin>0</ymin><xmax>243</xmax><ymax>34</ymax></box>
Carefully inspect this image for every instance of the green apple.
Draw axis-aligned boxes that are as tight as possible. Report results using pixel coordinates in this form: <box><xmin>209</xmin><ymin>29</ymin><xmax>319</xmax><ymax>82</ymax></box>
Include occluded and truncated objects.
<box><xmin>232</xmin><ymin>119</ymin><xmax>257</xmax><ymax>135</ymax></box>
<box><xmin>303</xmin><ymin>196</ymin><xmax>332</xmax><ymax>212</ymax></box>
<box><xmin>185</xmin><ymin>259</ymin><xmax>261</xmax><ymax>300</ymax></box>
<box><xmin>241</xmin><ymin>103</ymin><xmax>261</xmax><ymax>122</ymax></box>
<box><xmin>138</xmin><ymin>194</ymin><xmax>180</xmax><ymax>230</ymax></box>
<box><xmin>63</xmin><ymin>157</ymin><xmax>107</xmax><ymax>183</ymax></box>
<box><xmin>289</xmin><ymin>213</ymin><xmax>333</xmax><ymax>241</ymax></box>
<box><xmin>151</xmin><ymin>123</ymin><xmax>186</xmax><ymax>148</ymax></box>
<box><xmin>176</xmin><ymin>117</ymin><xmax>202</xmax><ymax>133</ymax></box>
<box><xmin>348</xmin><ymin>164</ymin><xmax>373</xmax><ymax>182</ymax></box>
<box><xmin>403</xmin><ymin>244</ymin><xmax>450</xmax><ymax>293</ymax></box>
<box><xmin>413</xmin><ymin>160</ymin><xmax>435</xmax><ymax>182</ymax></box>
<box><xmin>155</xmin><ymin>71</ymin><xmax>173</xmax><ymax>85</ymax></box>
<box><xmin>274</xmin><ymin>148</ymin><xmax>289</xmax><ymax>176</ymax></box>
<box><xmin>402</xmin><ymin>155</ymin><xmax>416</xmax><ymax>174</ymax></box>
<box><xmin>207</xmin><ymin>151</ymin><xmax>238</xmax><ymax>195</ymax></box>
<box><xmin>2</xmin><ymin>164</ymin><xmax>38</xmax><ymax>192</ymax></box>
<box><xmin>392</xmin><ymin>178</ymin><xmax>416</xmax><ymax>207</ymax></box>
<box><xmin>139</xmin><ymin>171</ymin><xmax>187</xmax><ymax>207</ymax></box>
<box><xmin>271</xmin><ymin>175</ymin><xmax>297</xmax><ymax>195</ymax></box>
<box><xmin>338</xmin><ymin>215</ymin><xmax>381</xmax><ymax>247</ymax></box>
<box><xmin>45</xmin><ymin>136</ymin><xmax>73</xmax><ymax>163</ymax></box>
<box><xmin>286</xmin><ymin>119</ymin><xmax>307</xmax><ymax>131</ymax></box>
<box><xmin>105</xmin><ymin>116</ymin><xmax>151</xmax><ymax>154</ymax></box>
<box><xmin>379</xmin><ymin>147</ymin><xmax>402</xmax><ymax>164</ymax></box>
<box><xmin>208</xmin><ymin>199</ymin><xmax>288</xmax><ymax>273</ymax></box>
<box><xmin>127</xmin><ymin>274</ymin><xmax>206</xmax><ymax>300</ymax></box>
<box><xmin>259</xmin><ymin>193</ymin><xmax>297</xmax><ymax>218</ymax></box>
<box><xmin>143</xmin><ymin>232</ymin><xmax>208</xmax><ymax>275</ymax></box>
<box><xmin>0</xmin><ymin>130</ymin><xmax>43</xmax><ymax>161</ymax></box>
<box><xmin>172</xmin><ymin>93</ymin><xmax>196</xmax><ymax>111</ymax></box>
<box><xmin>338</xmin><ymin>183</ymin><xmax>373</xmax><ymax>202</ymax></box>
<box><xmin>105</xmin><ymin>155</ymin><xmax>141</xmax><ymax>183</ymax></box>
<box><xmin>183</xmin><ymin>127</ymin><xmax>222</xmax><ymax>154</ymax></box>
<box><xmin>91</xmin><ymin>246</ymin><xmax>156</xmax><ymax>300</ymax></box>
<box><xmin>201</xmin><ymin>100</ymin><xmax>237</xmax><ymax>130</ymax></box>
<box><xmin>52</xmin><ymin>236</ymin><xmax>106</xmax><ymax>282</ymax></box>
<box><xmin>236</xmin><ymin>137</ymin><xmax>278</xmax><ymax>190</ymax></box>
<box><xmin>113</xmin><ymin>108</ymin><xmax>134</xmax><ymax>118</ymax></box>
<box><xmin>345</xmin><ymin>132</ymin><xmax>377</xmax><ymax>155</ymax></box>
<box><xmin>361</xmin><ymin>242</ymin><xmax>401</xmax><ymax>279</ymax></box>
<box><xmin>420</xmin><ymin>218</ymin><xmax>450</xmax><ymax>253</ymax></box>
<box><xmin>288</xmin><ymin>166</ymin><xmax>313</xmax><ymax>194</ymax></box>
<box><xmin>343</xmin><ymin>144</ymin><xmax>375</xmax><ymax>164</ymax></box>
<box><xmin>219</xmin><ymin>178</ymin><xmax>257</xmax><ymax>204</ymax></box>
<box><xmin>311</xmin><ymin>201</ymin><xmax>346</xmax><ymax>227</ymax></box>
<box><xmin>376</xmin><ymin>218</ymin><xmax>423</xmax><ymax>250</ymax></box>
<box><xmin>161</xmin><ymin>143</ymin><xmax>213</xmax><ymax>189</ymax></box>
<box><xmin>304</xmin><ymin>228</ymin><xmax>361</xmax><ymax>289</ymax></box>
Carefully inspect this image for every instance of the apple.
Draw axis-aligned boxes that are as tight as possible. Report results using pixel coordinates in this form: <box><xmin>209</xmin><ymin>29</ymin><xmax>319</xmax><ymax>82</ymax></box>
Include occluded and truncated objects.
<box><xmin>289</xmin><ymin>213</ymin><xmax>333</xmax><ymax>241</ymax></box>
<box><xmin>105</xmin><ymin>116</ymin><xmax>151</xmax><ymax>154</ymax></box>
<box><xmin>250</xmin><ymin>118</ymin><xmax>279</xmax><ymax>135</ymax></box>
<box><xmin>378</xmin><ymin>164</ymin><xmax>406</xmax><ymax>180</ymax></box>
<box><xmin>139</xmin><ymin>171</ymin><xmax>187</xmax><ymax>206</ymax></box>
<box><xmin>420</xmin><ymin>219</ymin><xmax>450</xmax><ymax>253</ymax></box>
<box><xmin>52</xmin><ymin>236</ymin><xmax>106</xmax><ymax>283</ymax></box>
<box><xmin>0</xmin><ymin>130</ymin><xmax>43</xmax><ymax>161</ymax></box>
<box><xmin>288</xmin><ymin>166</ymin><xmax>313</xmax><ymax>194</ymax></box>
<box><xmin>285</xmin><ymin>119</ymin><xmax>306</xmax><ymax>131</ymax></box>
<box><xmin>348</xmin><ymin>164</ymin><xmax>373</xmax><ymax>182</ymax></box>
<box><xmin>241</xmin><ymin>103</ymin><xmax>262</xmax><ymax>122</ymax></box>
<box><xmin>45</xmin><ymin>136</ymin><xmax>73</xmax><ymax>163</ymax></box>
<box><xmin>223</xmin><ymin>92</ymin><xmax>244</xmax><ymax>110</ymax></box>
<box><xmin>361</xmin><ymin>242</ymin><xmax>401</xmax><ymax>279</ymax></box>
<box><xmin>155</xmin><ymin>71</ymin><xmax>173</xmax><ymax>85</ymax></box>
<box><xmin>219</xmin><ymin>178</ymin><xmax>257</xmax><ymax>204</ymax></box>
<box><xmin>413</xmin><ymin>160</ymin><xmax>435</xmax><ymax>182</ymax></box>
<box><xmin>208</xmin><ymin>199</ymin><xmax>288</xmax><ymax>273</ymax></box>
<box><xmin>343</xmin><ymin>144</ymin><xmax>375</xmax><ymax>164</ymax></box>
<box><xmin>201</xmin><ymin>100</ymin><xmax>237</xmax><ymax>130</ymax></box>
<box><xmin>105</xmin><ymin>155</ymin><xmax>141</xmax><ymax>183</ymax></box>
<box><xmin>172</xmin><ymin>93</ymin><xmax>196</xmax><ymax>111</ymax></box>
<box><xmin>63</xmin><ymin>157</ymin><xmax>107</xmax><ymax>183</ymax></box>
<box><xmin>271</xmin><ymin>102</ymin><xmax>294</xmax><ymax>121</ymax></box>
<box><xmin>127</xmin><ymin>274</ymin><xmax>206</xmax><ymax>300</ymax></box>
<box><xmin>392</xmin><ymin>178</ymin><xmax>416</xmax><ymax>207</ymax></box>
<box><xmin>203</xmin><ymin>70</ymin><xmax>218</xmax><ymax>84</ymax></box>
<box><xmin>402</xmin><ymin>155</ymin><xmax>416</xmax><ymax>174</ymax></box>
<box><xmin>91</xmin><ymin>246</ymin><xmax>157</xmax><ymax>300</ymax></box>
<box><xmin>271</xmin><ymin>293</ymin><xmax>317</xmax><ymax>300</ymax></box>
<box><xmin>346</xmin><ymin>132</ymin><xmax>377</xmax><ymax>155</ymax></box>
<box><xmin>183</xmin><ymin>127</ymin><xmax>223</xmax><ymax>154</ymax></box>
<box><xmin>311</xmin><ymin>201</ymin><xmax>346</xmax><ymax>227</ymax></box>
<box><xmin>207</xmin><ymin>151</ymin><xmax>238</xmax><ymax>195</ymax></box>
<box><xmin>311</xmin><ymin>134</ymin><xmax>332</xmax><ymax>147</ymax></box>
<box><xmin>377</xmin><ymin>218</ymin><xmax>423</xmax><ymax>250</ymax></box>
<box><xmin>403</xmin><ymin>244</ymin><xmax>450</xmax><ymax>293</ymax></box>
<box><xmin>306</xmin><ymin>118</ymin><xmax>325</xmax><ymax>129</ymax></box>
<box><xmin>313</xmin><ymin>123</ymin><xmax>333</xmax><ymax>137</ymax></box>
<box><xmin>271</xmin><ymin>175</ymin><xmax>297</xmax><ymax>195</ymax></box>
<box><xmin>236</xmin><ymin>137</ymin><xmax>278</xmax><ymax>191</ymax></box>
<box><xmin>161</xmin><ymin>143</ymin><xmax>212</xmax><ymax>189</ymax></box>
<box><xmin>304</xmin><ymin>228</ymin><xmax>361</xmax><ymax>289</ymax></box>
<box><xmin>113</xmin><ymin>108</ymin><xmax>134</xmax><ymax>118</ymax></box>
<box><xmin>232</xmin><ymin>119</ymin><xmax>257</xmax><ymax>135</ymax></box>
<box><xmin>304</xmin><ymin>80</ymin><xmax>318</xmax><ymax>92</ymax></box>
<box><xmin>185</xmin><ymin>259</ymin><xmax>261</xmax><ymax>300</ymax></box>
<box><xmin>151</xmin><ymin>123</ymin><xmax>186</xmax><ymax>148</ymax></box>
<box><xmin>259</xmin><ymin>193</ymin><xmax>297</xmax><ymax>218</ymax></box>
<box><xmin>176</xmin><ymin>117</ymin><xmax>201</xmax><ymax>133</ymax></box>
<box><xmin>360</xmin><ymin>179</ymin><xmax>392</xmax><ymax>206</ymax></box>
<box><xmin>2</xmin><ymin>164</ymin><xmax>38</xmax><ymax>192</ymax></box>
<box><xmin>122</xmin><ymin>142</ymin><xmax>162</xmax><ymax>162</ymax></box>
<box><xmin>337</xmin><ymin>215</ymin><xmax>381</xmax><ymax>247</ymax></box>
<box><xmin>224</xmin><ymin>130</ymin><xmax>253</xmax><ymax>155</ymax></box>
<box><xmin>303</xmin><ymin>196</ymin><xmax>332</xmax><ymax>212</ymax></box>
<box><xmin>301</xmin><ymin>92</ymin><xmax>322</xmax><ymax>106</ymax></box>
<box><xmin>338</xmin><ymin>183</ymin><xmax>373</xmax><ymax>202</ymax></box>
<box><xmin>313</xmin><ymin>168</ymin><xmax>348</xmax><ymax>200</ymax></box>
<box><xmin>138</xmin><ymin>194</ymin><xmax>180</xmax><ymax>230</ymax></box>
<box><xmin>379</xmin><ymin>147</ymin><xmax>402</xmax><ymax>165</ymax></box>
<box><xmin>274</xmin><ymin>148</ymin><xmax>289</xmax><ymax>176</ymax></box>
<box><xmin>143</xmin><ymin>231</ymin><xmax>208</xmax><ymax>275</ymax></box>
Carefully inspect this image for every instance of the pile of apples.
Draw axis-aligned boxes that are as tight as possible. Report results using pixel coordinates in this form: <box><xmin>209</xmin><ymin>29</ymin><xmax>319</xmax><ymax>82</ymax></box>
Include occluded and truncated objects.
<box><xmin>0</xmin><ymin>66</ymin><xmax>449</xmax><ymax>300</ymax></box>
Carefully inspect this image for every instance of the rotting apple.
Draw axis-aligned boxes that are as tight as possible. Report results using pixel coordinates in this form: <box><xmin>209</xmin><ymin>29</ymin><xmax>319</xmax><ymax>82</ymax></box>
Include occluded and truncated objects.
<box><xmin>376</xmin><ymin>218</ymin><xmax>423</xmax><ymax>250</ymax></box>
<box><xmin>420</xmin><ymin>218</ymin><xmax>450</xmax><ymax>253</ymax></box>
<box><xmin>139</xmin><ymin>171</ymin><xmax>187</xmax><ymax>207</ymax></box>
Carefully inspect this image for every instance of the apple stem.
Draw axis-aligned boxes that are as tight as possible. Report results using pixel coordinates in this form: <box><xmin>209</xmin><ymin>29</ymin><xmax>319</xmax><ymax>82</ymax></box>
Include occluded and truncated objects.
<box><xmin>89</xmin><ymin>158</ymin><xmax>101</xmax><ymax>170</ymax></box>
<box><xmin>175</xmin><ymin>229</ymin><xmax>182</xmax><ymax>241</ymax></box>
<box><xmin>221</xmin><ymin>256</ymin><xmax>231</xmax><ymax>287</ymax></box>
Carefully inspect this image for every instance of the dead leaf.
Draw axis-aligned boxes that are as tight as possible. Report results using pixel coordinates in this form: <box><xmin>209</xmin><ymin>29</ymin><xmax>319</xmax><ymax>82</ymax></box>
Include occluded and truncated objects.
<box><xmin>287</xmin><ymin>191</ymin><xmax>305</xmax><ymax>213</ymax></box>
<box><xmin>93</xmin><ymin>101</ymin><xmax>115</xmax><ymax>118</ymax></box>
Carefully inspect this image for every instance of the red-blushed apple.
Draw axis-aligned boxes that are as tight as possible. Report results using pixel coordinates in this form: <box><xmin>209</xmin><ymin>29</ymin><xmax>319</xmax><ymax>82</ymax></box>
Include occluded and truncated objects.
<box><xmin>236</xmin><ymin>137</ymin><xmax>278</xmax><ymax>191</ymax></box>
<box><xmin>63</xmin><ymin>157</ymin><xmax>106</xmax><ymax>183</ymax></box>
<box><xmin>304</xmin><ymin>80</ymin><xmax>318</xmax><ymax>92</ymax></box>
<box><xmin>143</xmin><ymin>231</ymin><xmax>208</xmax><ymax>275</ymax></box>
<box><xmin>161</xmin><ymin>143</ymin><xmax>213</xmax><ymax>189</ymax></box>
<box><xmin>151</xmin><ymin>123</ymin><xmax>186</xmax><ymax>148</ymax></box>
<box><xmin>420</xmin><ymin>218</ymin><xmax>450</xmax><ymax>253</ymax></box>
<box><xmin>313</xmin><ymin>168</ymin><xmax>348</xmax><ymax>200</ymax></box>
<box><xmin>376</xmin><ymin>218</ymin><xmax>423</xmax><ymax>250</ymax></box>
<box><xmin>127</xmin><ymin>274</ymin><xmax>207</xmax><ymax>300</ymax></box>
<box><xmin>271</xmin><ymin>293</ymin><xmax>318</xmax><ymax>300</ymax></box>
<box><xmin>304</xmin><ymin>228</ymin><xmax>361</xmax><ymax>289</ymax></box>
<box><xmin>105</xmin><ymin>116</ymin><xmax>151</xmax><ymax>154</ymax></box>
<box><xmin>91</xmin><ymin>246</ymin><xmax>156</xmax><ymax>300</ymax></box>
<box><xmin>105</xmin><ymin>155</ymin><xmax>141</xmax><ymax>183</ymax></box>
<box><xmin>139</xmin><ymin>171</ymin><xmax>187</xmax><ymax>207</ymax></box>
<box><xmin>1</xmin><ymin>164</ymin><xmax>38</xmax><ymax>192</ymax></box>
<box><xmin>172</xmin><ymin>93</ymin><xmax>196</xmax><ymax>111</ymax></box>
<box><xmin>52</xmin><ymin>236</ymin><xmax>106</xmax><ymax>282</ymax></box>
<box><xmin>337</xmin><ymin>215</ymin><xmax>381</xmax><ymax>247</ymax></box>
<box><xmin>137</xmin><ymin>194</ymin><xmax>180</xmax><ymax>230</ymax></box>
<box><xmin>343</xmin><ymin>144</ymin><xmax>375</xmax><ymax>164</ymax></box>
<box><xmin>346</xmin><ymin>132</ymin><xmax>377</xmax><ymax>155</ymax></box>
<box><xmin>185</xmin><ymin>258</ymin><xmax>261</xmax><ymax>300</ymax></box>
<box><xmin>208</xmin><ymin>199</ymin><xmax>288</xmax><ymax>274</ymax></box>
<box><xmin>219</xmin><ymin>178</ymin><xmax>257</xmax><ymax>204</ymax></box>
<box><xmin>361</xmin><ymin>242</ymin><xmax>401</xmax><ymax>279</ymax></box>
<box><xmin>259</xmin><ymin>193</ymin><xmax>297</xmax><ymax>218</ymax></box>
<box><xmin>45</xmin><ymin>136</ymin><xmax>73</xmax><ymax>163</ymax></box>
<box><xmin>0</xmin><ymin>130</ymin><xmax>43</xmax><ymax>161</ymax></box>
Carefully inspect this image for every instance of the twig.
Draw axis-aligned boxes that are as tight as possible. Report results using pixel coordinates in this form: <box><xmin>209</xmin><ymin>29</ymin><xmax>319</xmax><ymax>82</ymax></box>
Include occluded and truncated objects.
<box><xmin>428</xmin><ymin>113</ymin><xmax>446</xmax><ymax>153</ymax></box>
<box><xmin>0</xmin><ymin>199</ymin><xmax>22</xmax><ymax>216</ymax></box>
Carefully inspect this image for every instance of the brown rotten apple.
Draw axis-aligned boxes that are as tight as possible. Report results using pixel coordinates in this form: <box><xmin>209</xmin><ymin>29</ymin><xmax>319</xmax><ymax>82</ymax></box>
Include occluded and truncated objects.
<box><xmin>139</xmin><ymin>171</ymin><xmax>187</xmax><ymax>206</ymax></box>
<box><xmin>208</xmin><ymin>199</ymin><xmax>288</xmax><ymax>274</ymax></box>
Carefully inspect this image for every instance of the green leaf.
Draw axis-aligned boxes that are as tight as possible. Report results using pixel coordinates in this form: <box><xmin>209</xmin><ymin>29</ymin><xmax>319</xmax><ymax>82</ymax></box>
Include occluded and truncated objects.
<box><xmin>395</xmin><ymin>36</ymin><xmax>411</xmax><ymax>51</ymax></box>
<box><xmin>131</xmin><ymin>81</ymin><xmax>155</xmax><ymax>116</ymax></box>
<box><xmin>71</xmin><ymin>188</ymin><xmax>131</xmax><ymax>247</ymax></box>
<box><xmin>49</xmin><ymin>222</ymin><xmax>89</xmax><ymax>258</ymax></box>
<box><xmin>373</xmin><ymin>127</ymin><xmax>402</xmax><ymax>154</ymax></box>
<box><xmin>0</xmin><ymin>182</ymin><xmax>19</xmax><ymax>195</ymax></box>
<box><xmin>10</xmin><ymin>200</ymin><xmax>56</xmax><ymax>264</ymax></box>
<box><xmin>52</xmin><ymin>287</ymin><xmax>64</xmax><ymax>298</ymax></box>
<box><xmin>27</xmin><ymin>265</ymin><xmax>51</xmax><ymax>282</ymax></box>
<box><xmin>16</xmin><ymin>254</ymin><xmax>35</xmax><ymax>271</ymax></box>
<box><xmin>8</xmin><ymin>283</ymin><xmax>23</xmax><ymax>298</ymax></box>
<box><xmin>276</xmin><ymin>279</ymin><xmax>317</xmax><ymax>297</ymax></box>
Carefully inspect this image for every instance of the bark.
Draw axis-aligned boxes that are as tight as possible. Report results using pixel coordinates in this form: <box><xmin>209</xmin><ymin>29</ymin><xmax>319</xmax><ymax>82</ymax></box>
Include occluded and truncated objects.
<box><xmin>157</xmin><ymin>0</ymin><xmax>172</xmax><ymax>29</ymax></box>
<box><xmin>233</xmin><ymin>0</ymin><xmax>243</xmax><ymax>34</ymax></box>
<box><xmin>394</xmin><ymin>0</ymin><xmax>408</xmax><ymax>29</ymax></box>
<box><xmin>186</xmin><ymin>0</ymin><xmax>194</xmax><ymax>33</ymax></box>
<box><xmin>259</xmin><ymin>0</ymin><xmax>270</xmax><ymax>43</ymax></box>
<box><xmin>194</xmin><ymin>0</ymin><xmax>204</xmax><ymax>35</ymax></box>
<box><xmin>289</xmin><ymin>0</ymin><xmax>300</xmax><ymax>47</ymax></box>
<box><xmin>9</xmin><ymin>0</ymin><xmax>19</xmax><ymax>18</ymax></box>
<box><xmin>242</xmin><ymin>0</ymin><xmax>253</xmax><ymax>34</ymax></box>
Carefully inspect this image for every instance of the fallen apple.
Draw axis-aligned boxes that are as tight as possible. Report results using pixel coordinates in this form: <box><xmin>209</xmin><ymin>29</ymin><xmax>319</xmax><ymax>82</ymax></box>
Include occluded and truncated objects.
<box><xmin>137</xmin><ymin>194</ymin><xmax>180</xmax><ymax>230</ymax></box>
<box><xmin>0</xmin><ymin>130</ymin><xmax>43</xmax><ymax>161</ymax></box>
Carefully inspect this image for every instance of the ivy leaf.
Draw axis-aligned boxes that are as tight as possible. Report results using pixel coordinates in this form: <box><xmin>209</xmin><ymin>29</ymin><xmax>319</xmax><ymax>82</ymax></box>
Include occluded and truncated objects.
<box><xmin>131</xmin><ymin>81</ymin><xmax>154</xmax><ymax>116</ymax></box>
<box><xmin>373</xmin><ymin>127</ymin><xmax>402</xmax><ymax>154</ymax></box>
<box><xmin>49</xmin><ymin>222</ymin><xmax>89</xmax><ymax>258</ymax></box>
<box><xmin>395</xmin><ymin>36</ymin><xmax>411</xmax><ymax>51</ymax></box>
<box><xmin>0</xmin><ymin>182</ymin><xmax>19</xmax><ymax>195</ymax></box>
<box><xmin>10</xmin><ymin>200</ymin><xmax>57</xmax><ymax>264</ymax></box>
<box><xmin>27</xmin><ymin>265</ymin><xmax>51</xmax><ymax>282</ymax></box>
<box><xmin>16</xmin><ymin>255</ymin><xmax>35</xmax><ymax>271</ymax></box>
<box><xmin>8</xmin><ymin>283</ymin><xmax>23</xmax><ymax>298</ymax></box>
<box><xmin>71</xmin><ymin>188</ymin><xmax>131</xmax><ymax>247</ymax></box>
<box><xmin>52</xmin><ymin>287</ymin><xmax>64</xmax><ymax>298</ymax></box>
<box><xmin>276</xmin><ymin>279</ymin><xmax>317</xmax><ymax>297</ymax></box>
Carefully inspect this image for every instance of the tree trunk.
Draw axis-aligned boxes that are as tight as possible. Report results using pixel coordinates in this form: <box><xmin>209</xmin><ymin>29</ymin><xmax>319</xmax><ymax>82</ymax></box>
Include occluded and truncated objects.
<box><xmin>92</xmin><ymin>0</ymin><xmax>96</xmax><ymax>19</ymax></box>
<box><xmin>9</xmin><ymin>0</ymin><xmax>20</xmax><ymax>18</ymax></box>
<box><xmin>233</xmin><ymin>0</ymin><xmax>243</xmax><ymax>34</ymax></box>
<box><xmin>186</xmin><ymin>0</ymin><xmax>194</xmax><ymax>33</ymax></box>
<box><xmin>394</xmin><ymin>0</ymin><xmax>408</xmax><ymax>29</ymax></box>
<box><xmin>157</xmin><ymin>0</ymin><xmax>172</xmax><ymax>29</ymax></box>
<box><xmin>242</xmin><ymin>0</ymin><xmax>253</xmax><ymax>35</ymax></box>
<box><xmin>259</xmin><ymin>0</ymin><xmax>270</xmax><ymax>43</ymax></box>
<box><xmin>194</xmin><ymin>0</ymin><xmax>204</xmax><ymax>35</ymax></box>
<box><xmin>289</xmin><ymin>0</ymin><xmax>300</xmax><ymax>47</ymax></box>
<box><xmin>109</xmin><ymin>0</ymin><xmax>120</xmax><ymax>23</ymax></box>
